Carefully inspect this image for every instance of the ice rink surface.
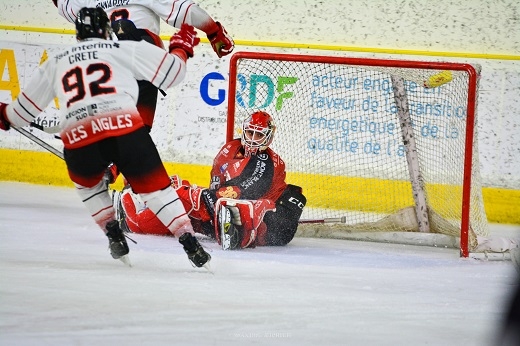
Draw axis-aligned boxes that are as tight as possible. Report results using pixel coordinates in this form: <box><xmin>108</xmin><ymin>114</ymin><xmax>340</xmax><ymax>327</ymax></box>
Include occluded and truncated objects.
<box><xmin>0</xmin><ymin>182</ymin><xmax>518</xmax><ymax>346</ymax></box>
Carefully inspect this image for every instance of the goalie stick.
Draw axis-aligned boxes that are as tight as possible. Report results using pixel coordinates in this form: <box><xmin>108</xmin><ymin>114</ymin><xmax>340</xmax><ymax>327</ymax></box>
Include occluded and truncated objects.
<box><xmin>298</xmin><ymin>216</ymin><xmax>347</xmax><ymax>224</ymax></box>
<box><xmin>12</xmin><ymin>126</ymin><xmax>64</xmax><ymax>160</ymax></box>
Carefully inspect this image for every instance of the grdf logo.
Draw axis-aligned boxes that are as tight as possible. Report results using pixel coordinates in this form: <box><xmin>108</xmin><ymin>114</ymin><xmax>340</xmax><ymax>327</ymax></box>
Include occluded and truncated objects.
<box><xmin>236</xmin><ymin>74</ymin><xmax>298</xmax><ymax>111</ymax></box>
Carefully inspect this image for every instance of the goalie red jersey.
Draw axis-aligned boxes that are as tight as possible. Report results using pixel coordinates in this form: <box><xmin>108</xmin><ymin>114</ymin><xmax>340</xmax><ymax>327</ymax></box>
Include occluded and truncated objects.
<box><xmin>209</xmin><ymin>139</ymin><xmax>288</xmax><ymax>202</ymax></box>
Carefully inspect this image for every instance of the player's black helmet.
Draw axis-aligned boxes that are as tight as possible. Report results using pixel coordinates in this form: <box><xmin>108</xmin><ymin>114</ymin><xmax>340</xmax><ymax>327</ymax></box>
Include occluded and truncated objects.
<box><xmin>75</xmin><ymin>7</ymin><xmax>111</xmax><ymax>40</ymax></box>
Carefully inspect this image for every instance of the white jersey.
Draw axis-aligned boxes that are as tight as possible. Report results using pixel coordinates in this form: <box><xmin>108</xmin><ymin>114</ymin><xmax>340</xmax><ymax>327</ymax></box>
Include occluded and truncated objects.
<box><xmin>5</xmin><ymin>38</ymin><xmax>186</xmax><ymax>149</ymax></box>
<box><xmin>56</xmin><ymin>0</ymin><xmax>217</xmax><ymax>36</ymax></box>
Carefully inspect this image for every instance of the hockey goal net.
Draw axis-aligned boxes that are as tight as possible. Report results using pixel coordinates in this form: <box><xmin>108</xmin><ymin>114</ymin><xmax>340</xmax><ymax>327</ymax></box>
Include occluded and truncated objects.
<box><xmin>226</xmin><ymin>51</ymin><xmax>487</xmax><ymax>257</ymax></box>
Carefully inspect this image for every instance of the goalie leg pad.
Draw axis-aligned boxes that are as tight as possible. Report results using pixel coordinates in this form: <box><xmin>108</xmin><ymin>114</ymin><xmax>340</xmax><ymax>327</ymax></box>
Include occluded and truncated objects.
<box><xmin>216</xmin><ymin>201</ymin><xmax>241</xmax><ymax>250</ymax></box>
<box><xmin>140</xmin><ymin>187</ymin><xmax>193</xmax><ymax>237</ymax></box>
<box><xmin>119</xmin><ymin>187</ymin><xmax>170</xmax><ymax>235</ymax></box>
<box><xmin>215</xmin><ymin>198</ymin><xmax>254</xmax><ymax>250</ymax></box>
<box><xmin>214</xmin><ymin>198</ymin><xmax>276</xmax><ymax>250</ymax></box>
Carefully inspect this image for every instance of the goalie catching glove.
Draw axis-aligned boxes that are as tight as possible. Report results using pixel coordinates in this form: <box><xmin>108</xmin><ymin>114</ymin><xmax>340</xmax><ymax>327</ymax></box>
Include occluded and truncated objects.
<box><xmin>207</xmin><ymin>22</ymin><xmax>234</xmax><ymax>58</ymax></box>
<box><xmin>215</xmin><ymin>198</ymin><xmax>276</xmax><ymax>250</ymax></box>
<box><xmin>0</xmin><ymin>103</ymin><xmax>11</xmax><ymax>131</ymax></box>
<box><xmin>169</xmin><ymin>23</ymin><xmax>200</xmax><ymax>58</ymax></box>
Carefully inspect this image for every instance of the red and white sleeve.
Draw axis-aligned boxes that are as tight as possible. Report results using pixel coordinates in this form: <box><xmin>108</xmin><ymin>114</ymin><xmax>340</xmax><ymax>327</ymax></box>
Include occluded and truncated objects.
<box><xmin>5</xmin><ymin>67</ymin><xmax>54</xmax><ymax>128</ymax></box>
<box><xmin>148</xmin><ymin>0</ymin><xmax>219</xmax><ymax>34</ymax></box>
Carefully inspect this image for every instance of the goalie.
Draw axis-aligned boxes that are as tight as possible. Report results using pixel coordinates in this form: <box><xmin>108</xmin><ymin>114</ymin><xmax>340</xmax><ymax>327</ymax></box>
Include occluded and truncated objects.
<box><xmin>112</xmin><ymin>111</ymin><xmax>307</xmax><ymax>250</ymax></box>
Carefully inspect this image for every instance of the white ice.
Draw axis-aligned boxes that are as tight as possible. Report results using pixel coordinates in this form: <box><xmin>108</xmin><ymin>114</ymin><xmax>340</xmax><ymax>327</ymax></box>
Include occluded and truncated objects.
<box><xmin>0</xmin><ymin>182</ymin><xmax>518</xmax><ymax>346</ymax></box>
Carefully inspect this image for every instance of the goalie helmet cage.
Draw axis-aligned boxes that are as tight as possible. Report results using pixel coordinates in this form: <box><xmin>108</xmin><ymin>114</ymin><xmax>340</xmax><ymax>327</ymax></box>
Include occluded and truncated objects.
<box><xmin>226</xmin><ymin>51</ymin><xmax>487</xmax><ymax>258</ymax></box>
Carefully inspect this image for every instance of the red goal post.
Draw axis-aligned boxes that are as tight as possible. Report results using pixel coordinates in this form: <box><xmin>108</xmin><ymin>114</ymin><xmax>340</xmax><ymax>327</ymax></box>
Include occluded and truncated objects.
<box><xmin>226</xmin><ymin>51</ymin><xmax>485</xmax><ymax>257</ymax></box>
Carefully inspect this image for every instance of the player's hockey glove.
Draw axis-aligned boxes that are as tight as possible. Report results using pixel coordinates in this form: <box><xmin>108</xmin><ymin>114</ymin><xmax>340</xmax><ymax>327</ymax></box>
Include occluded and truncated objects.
<box><xmin>169</xmin><ymin>24</ymin><xmax>200</xmax><ymax>58</ymax></box>
<box><xmin>0</xmin><ymin>103</ymin><xmax>11</xmax><ymax>131</ymax></box>
<box><xmin>51</xmin><ymin>0</ymin><xmax>57</xmax><ymax>7</ymax></box>
<box><xmin>207</xmin><ymin>22</ymin><xmax>234</xmax><ymax>58</ymax></box>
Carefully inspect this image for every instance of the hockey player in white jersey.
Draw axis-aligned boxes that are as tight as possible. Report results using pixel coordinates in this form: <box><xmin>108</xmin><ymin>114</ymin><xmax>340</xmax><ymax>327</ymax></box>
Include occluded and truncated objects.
<box><xmin>53</xmin><ymin>0</ymin><xmax>233</xmax><ymax>58</ymax></box>
<box><xmin>0</xmin><ymin>7</ymin><xmax>211</xmax><ymax>269</ymax></box>
<box><xmin>52</xmin><ymin>0</ymin><xmax>234</xmax><ymax>130</ymax></box>
<box><xmin>53</xmin><ymin>0</ymin><xmax>234</xmax><ymax>56</ymax></box>
<box><xmin>52</xmin><ymin>0</ymin><xmax>235</xmax><ymax>187</ymax></box>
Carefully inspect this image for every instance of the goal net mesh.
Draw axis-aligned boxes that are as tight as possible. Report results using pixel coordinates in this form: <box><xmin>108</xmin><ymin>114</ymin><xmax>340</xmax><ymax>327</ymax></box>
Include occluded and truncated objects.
<box><xmin>227</xmin><ymin>53</ymin><xmax>487</xmax><ymax>251</ymax></box>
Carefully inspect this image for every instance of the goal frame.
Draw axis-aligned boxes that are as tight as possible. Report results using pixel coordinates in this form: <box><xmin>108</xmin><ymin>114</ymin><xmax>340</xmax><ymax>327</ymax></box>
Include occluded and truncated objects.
<box><xmin>226</xmin><ymin>51</ymin><xmax>480</xmax><ymax>258</ymax></box>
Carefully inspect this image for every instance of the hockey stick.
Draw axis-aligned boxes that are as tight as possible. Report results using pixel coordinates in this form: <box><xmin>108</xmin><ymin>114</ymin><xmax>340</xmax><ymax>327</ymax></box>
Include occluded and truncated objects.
<box><xmin>12</xmin><ymin>126</ymin><xmax>64</xmax><ymax>160</ymax></box>
<box><xmin>30</xmin><ymin>121</ymin><xmax>61</xmax><ymax>136</ymax></box>
<box><xmin>298</xmin><ymin>216</ymin><xmax>347</xmax><ymax>224</ymax></box>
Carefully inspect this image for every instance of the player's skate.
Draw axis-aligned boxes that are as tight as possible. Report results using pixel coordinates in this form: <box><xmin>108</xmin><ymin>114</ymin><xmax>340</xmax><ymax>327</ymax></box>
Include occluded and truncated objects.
<box><xmin>105</xmin><ymin>220</ymin><xmax>131</xmax><ymax>266</ymax></box>
<box><xmin>178</xmin><ymin>232</ymin><xmax>211</xmax><ymax>270</ymax></box>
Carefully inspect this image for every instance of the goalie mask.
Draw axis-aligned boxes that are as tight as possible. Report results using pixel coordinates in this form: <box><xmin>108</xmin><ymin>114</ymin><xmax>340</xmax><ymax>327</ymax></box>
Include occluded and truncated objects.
<box><xmin>241</xmin><ymin>111</ymin><xmax>276</xmax><ymax>156</ymax></box>
<box><xmin>75</xmin><ymin>7</ymin><xmax>112</xmax><ymax>41</ymax></box>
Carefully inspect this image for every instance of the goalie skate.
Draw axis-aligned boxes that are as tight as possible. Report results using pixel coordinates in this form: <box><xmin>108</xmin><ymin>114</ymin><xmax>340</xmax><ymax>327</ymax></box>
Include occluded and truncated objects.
<box><xmin>217</xmin><ymin>203</ymin><xmax>239</xmax><ymax>250</ymax></box>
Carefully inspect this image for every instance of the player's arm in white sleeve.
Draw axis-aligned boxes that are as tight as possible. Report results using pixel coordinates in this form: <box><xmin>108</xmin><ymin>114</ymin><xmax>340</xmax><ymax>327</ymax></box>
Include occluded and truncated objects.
<box><xmin>142</xmin><ymin>0</ymin><xmax>216</xmax><ymax>32</ymax></box>
<box><xmin>142</xmin><ymin>0</ymin><xmax>234</xmax><ymax>58</ymax></box>
<box><xmin>53</xmin><ymin>0</ymin><xmax>96</xmax><ymax>24</ymax></box>
<box><xmin>132</xmin><ymin>43</ymin><xmax>187</xmax><ymax>91</ymax></box>
<box><xmin>3</xmin><ymin>66</ymin><xmax>56</xmax><ymax>128</ymax></box>
<box><xmin>131</xmin><ymin>23</ymin><xmax>201</xmax><ymax>90</ymax></box>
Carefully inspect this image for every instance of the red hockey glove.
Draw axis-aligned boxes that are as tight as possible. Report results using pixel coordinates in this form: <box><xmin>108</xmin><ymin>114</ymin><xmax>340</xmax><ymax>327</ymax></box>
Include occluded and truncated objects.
<box><xmin>207</xmin><ymin>22</ymin><xmax>234</xmax><ymax>58</ymax></box>
<box><xmin>0</xmin><ymin>103</ymin><xmax>11</xmax><ymax>131</ymax></box>
<box><xmin>168</xmin><ymin>24</ymin><xmax>200</xmax><ymax>58</ymax></box>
